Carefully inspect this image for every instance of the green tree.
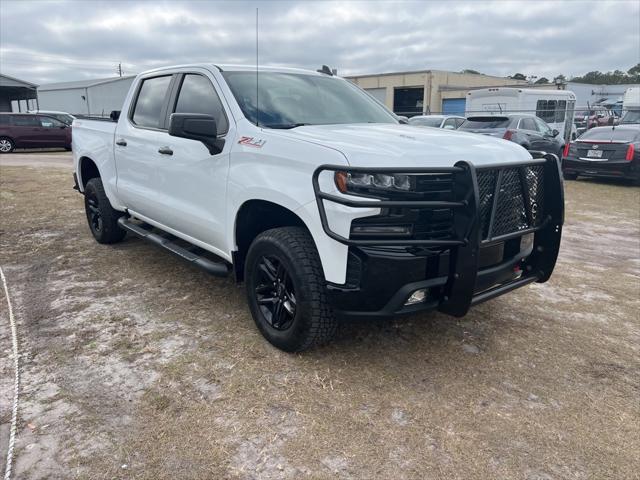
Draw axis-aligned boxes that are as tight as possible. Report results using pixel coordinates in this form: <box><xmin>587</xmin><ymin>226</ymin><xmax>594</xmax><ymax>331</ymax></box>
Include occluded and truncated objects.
<box><xmin>461</xmin><ymin>69</ymin><xmax>482</xmax><ymax>75</ymax></box>
<box><xmin>510</xmin><ymin>73</ymin><xmax>527</xmax><ymax>81</ymax></box>
<box><xmin>534</xmin><ymin>77</ymin><xmax>550</xmax><ymax>84</ymax></box>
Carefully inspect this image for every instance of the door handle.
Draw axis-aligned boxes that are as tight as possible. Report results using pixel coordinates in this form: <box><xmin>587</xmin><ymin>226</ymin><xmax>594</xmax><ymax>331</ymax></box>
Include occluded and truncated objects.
<box><xmin>115</xmin><ymin>139</ymin><xmax>127</xmax><ymax>146</ymax></box>
<box><xmin>158</xmin><ymin>146</ymin><xmax>173</xmax><ymax>155</ymax></box>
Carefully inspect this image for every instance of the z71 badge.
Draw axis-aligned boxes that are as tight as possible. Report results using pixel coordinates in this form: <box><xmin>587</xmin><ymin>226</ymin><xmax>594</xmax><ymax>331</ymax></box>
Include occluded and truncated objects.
<box><xmin>238</xmin><ymin>136</ymin><xmax>266</xmax><ymax>148</ymax></box>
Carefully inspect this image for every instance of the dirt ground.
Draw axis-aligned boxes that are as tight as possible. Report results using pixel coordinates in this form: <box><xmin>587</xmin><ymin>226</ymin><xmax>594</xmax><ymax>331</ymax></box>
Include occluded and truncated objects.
<box><xmin>1</xmin><ymin>152</ymin><xmax>639</xmax><ymax>480</ymax></box>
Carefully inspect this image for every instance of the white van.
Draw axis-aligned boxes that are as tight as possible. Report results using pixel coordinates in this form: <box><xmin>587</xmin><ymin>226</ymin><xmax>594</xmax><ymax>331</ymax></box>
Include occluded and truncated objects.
<box><xmin>466</xmin><ymin>88</ymin><xmax>577</xmax><ymax>142</ymax></box>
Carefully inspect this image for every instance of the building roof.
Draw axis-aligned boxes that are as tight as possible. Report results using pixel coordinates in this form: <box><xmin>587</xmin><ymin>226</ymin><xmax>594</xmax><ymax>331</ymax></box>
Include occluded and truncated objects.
<box><xmin>38</xmin><ymin>75</ymin><xmax>135</xmax><ymax>91</ymax></box>
<box><xmin>0</xmin><ymin>73</ymin><xmax>38</xmax><ymax>89</ymax></box>
<box><xmin>344</xmin><ymin>69</ymin><xmax>526</xmax><ymax>82</ymax></box>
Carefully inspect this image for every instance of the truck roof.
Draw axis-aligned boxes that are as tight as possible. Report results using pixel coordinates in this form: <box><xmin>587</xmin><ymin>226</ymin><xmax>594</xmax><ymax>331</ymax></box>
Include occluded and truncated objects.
<box><xmin>139</xmin><ymin>63</ymin><xmax>325</xmax><ymax>77</ymax></box>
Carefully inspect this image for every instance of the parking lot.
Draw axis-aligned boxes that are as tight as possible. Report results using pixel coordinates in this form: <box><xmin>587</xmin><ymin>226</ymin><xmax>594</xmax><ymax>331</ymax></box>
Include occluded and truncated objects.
<box><xmin>0</xmin><ymin>152</ymin><xmax>639</xmax><ymax>479</ymax></box>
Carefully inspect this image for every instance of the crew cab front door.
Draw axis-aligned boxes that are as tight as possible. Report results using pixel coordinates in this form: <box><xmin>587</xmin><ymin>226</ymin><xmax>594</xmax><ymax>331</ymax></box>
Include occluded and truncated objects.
<box><xmin>115</xmin><ymin>70</ymin><xmax>232</xmax><ymax>254</ymax></box>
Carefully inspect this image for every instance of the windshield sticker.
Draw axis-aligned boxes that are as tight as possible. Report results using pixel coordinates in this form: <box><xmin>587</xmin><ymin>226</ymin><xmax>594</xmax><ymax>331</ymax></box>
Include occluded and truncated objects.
<box><xmin>238</xmin><ymin>136</ymin><xmax>266</xmax><ymax>148</ymax></box>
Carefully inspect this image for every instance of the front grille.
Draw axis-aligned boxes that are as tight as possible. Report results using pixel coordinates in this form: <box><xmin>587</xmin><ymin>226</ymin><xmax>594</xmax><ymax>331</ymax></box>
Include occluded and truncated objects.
<box><xmin>476</xmin><ymin>165</ymin><xmax>545</xmax><ymax>241</ymax></box>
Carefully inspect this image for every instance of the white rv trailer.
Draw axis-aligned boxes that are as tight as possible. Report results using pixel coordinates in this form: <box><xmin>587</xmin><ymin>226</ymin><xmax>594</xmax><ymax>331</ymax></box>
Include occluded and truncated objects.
<box><xmin>466</xmin><ymin>88</ymin><xmax>577</xmax><ymax>142</ymax></box>
<box><xmin>623</xmin><ymin>87</ymin><xmax>640</xmax><ymax>111</ymax></box>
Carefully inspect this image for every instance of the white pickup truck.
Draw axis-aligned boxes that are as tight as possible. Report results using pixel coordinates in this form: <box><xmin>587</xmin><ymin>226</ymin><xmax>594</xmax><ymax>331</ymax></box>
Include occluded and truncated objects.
<box><xmin>72</xmin><ymin>64</ymin><xmax>564</xmax><ymax>351</ymax></box>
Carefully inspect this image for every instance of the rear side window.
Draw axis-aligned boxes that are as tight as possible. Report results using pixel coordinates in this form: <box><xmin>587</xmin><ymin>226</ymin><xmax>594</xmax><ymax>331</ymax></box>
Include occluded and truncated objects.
<box><xmin>0</xmin><ymin>115</ymin><xmax>8</xmax><ymax>125</ymax></box>
<box><xmin>11</xmin><ymin>115</ymin><xmax>39</xmax><ymax>127</ymax></box>
<box><xmin>173</xmin><ymin>74</ymin><xmax>229</xmax><ymax>134</ymax></box>
<box><xmin>132</xmin><ymin>75</ymin><xmax>172</xmax><ymax>129</ymax></box>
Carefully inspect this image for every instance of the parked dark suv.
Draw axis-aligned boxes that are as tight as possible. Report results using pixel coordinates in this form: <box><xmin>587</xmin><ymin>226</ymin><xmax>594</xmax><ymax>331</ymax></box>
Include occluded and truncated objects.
<box><xmin>0</xmin><ymin>113</ymin><xmax>72</xmax><ymax>153</ymax></box>
<box><xmin>458</xmin><ymin>114</ymin><xmax>564</xmax><ymax>157</ymax></box>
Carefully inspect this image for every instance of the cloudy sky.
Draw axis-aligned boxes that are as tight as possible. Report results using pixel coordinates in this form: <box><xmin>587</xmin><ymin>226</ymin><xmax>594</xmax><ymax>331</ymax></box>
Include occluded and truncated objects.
<box><xmin>1</xmin><ymin>0</ymin><xmax>638</xmax><ymax>85</ymax></box>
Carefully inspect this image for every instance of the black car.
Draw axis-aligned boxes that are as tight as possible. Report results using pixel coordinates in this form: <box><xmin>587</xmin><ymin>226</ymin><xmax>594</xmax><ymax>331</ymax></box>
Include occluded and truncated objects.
<box><xmin>562</xmin><ymin>125</ymin><xmax>640</xmax><ymax>184</ymax></box>
<box><xmin>458</xmin><ymin>114</ymin><xmax>564</xmax><ymax>157</ymax></box>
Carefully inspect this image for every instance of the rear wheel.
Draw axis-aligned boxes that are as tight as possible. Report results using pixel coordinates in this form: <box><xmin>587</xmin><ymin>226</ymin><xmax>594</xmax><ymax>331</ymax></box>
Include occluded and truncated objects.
<box><xmin>84</xmin><ymin>177</ymin><xmax>126</xmax><ymax>244</ymax></box>
<box><xmin>245</xmin><ymin>227</ymin><xmax>337</xmax><ymax>352</ymax></box>
<box><xmin>0</xmin><ymin>137</ymin><xmax>14</xmax><ymax>153</ymax></box>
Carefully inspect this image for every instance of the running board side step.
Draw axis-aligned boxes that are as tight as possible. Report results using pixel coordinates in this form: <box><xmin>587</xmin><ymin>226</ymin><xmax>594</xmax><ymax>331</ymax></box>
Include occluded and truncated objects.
<box><xmin>117</xmin><ymin>217</ymin><xmax>230</xmax><ymax>277</ymax></box>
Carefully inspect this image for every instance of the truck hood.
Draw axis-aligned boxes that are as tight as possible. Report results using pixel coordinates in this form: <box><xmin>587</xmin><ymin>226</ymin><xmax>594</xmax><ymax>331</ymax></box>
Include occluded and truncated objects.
<box><xmin>273</xmin><ymin>123</ymin><xmax>532</xmax><ymax>167</ymax></box>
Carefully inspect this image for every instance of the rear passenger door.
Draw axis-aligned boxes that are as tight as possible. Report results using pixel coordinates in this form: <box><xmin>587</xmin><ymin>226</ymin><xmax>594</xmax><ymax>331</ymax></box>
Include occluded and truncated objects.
<box><xmin>115</xmin><ymin>74</ymin><xmax>176</xmax><ymax>223</ymax></box>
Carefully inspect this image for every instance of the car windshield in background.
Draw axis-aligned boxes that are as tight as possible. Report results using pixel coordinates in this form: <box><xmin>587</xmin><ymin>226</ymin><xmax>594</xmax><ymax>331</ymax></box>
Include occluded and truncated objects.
<box><xmin>53</xmin><ymin>114</ymin><xmax>74</xmax><ymax>125</ymax></box>
<box><xmin>460</xmin><ymin>117</ymin><xmax>510</xmax><ymax>129</ymax></box>
<box><xmin>621</xmin><ymin>111</ymin><xmax>640</xmax><ymax>124</ymax></box>
<box><xmin>578</xmin><ymin>127</ymin><xmax>639</xmax><ymax>142</ymax></box>
<box><xmin>409</xmin><ymin>117</ymin><xmax>442</xmax><ymax>127</ymax></box>
<box><xmin>221</xmin><ymin>71</ymin><xmax>398</xmax><ymax>128</ymax></box>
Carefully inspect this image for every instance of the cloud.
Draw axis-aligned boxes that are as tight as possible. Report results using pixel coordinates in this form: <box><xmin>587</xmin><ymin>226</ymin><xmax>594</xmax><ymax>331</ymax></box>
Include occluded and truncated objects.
<box><xmin>0</xmin><ymin>0</ymin><xmax>638</xmax><ymax>84</ymax></box>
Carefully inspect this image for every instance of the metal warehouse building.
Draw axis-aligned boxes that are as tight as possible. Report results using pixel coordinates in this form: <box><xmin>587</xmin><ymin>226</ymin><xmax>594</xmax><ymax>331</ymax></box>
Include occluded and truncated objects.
<box><xmin>346</xmin><ymin>70</ymin><xmax>529</xmax><ymax>116</ymax></box>
<box><xmin>37</xmin><ymin>75</ymin><xmax>135</xmax><ymax>116</ymax></box>
<box><xmin>0</xmin><ymin>74</ymin><xmax>38</xmax><ymax>112</ymax></box>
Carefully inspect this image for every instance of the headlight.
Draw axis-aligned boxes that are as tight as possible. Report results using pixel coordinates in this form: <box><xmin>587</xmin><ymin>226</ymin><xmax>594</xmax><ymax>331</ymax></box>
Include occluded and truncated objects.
<box><xmin>334</xmin><ymin>171</ymin><xmax>414</xmax><ymax>194</ymax></box>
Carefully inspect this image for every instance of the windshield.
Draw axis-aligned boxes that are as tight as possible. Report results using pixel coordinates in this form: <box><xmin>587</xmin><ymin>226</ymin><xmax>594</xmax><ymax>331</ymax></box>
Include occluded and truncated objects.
<box><xmin>459</xmin><ymin>117</ymin><xmax>510</xmax><ymax>129</ymax></box>
<box><xmin>53</xmin><ymin>114</ymin><xmax>74</xmax><ymax>125</ymax></box>
<box><xmin>578</xmin><ymin>127</ymin><xmax>639</xmax><ymax>142</ymax></box>
<box><xmin>621</xmin><ymin>110</ymin><xmax>640</xmax><ymax>124</ymax></box>
<box><xmin>222</xmin><ymin>71</ymin><xmax>397</xmax><ymax>128</ymax></box>
<box><xmin>409</xmin><ymin>117</ymin><xmax>442</xmax><ymax>127</ymax></box>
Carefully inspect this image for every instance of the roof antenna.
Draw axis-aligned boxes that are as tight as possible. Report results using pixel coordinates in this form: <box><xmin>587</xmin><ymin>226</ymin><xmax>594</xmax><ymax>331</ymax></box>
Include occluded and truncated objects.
<box><xmin>255</xmin><ymin>7</ymin><xmax>259</xmax><ymax>127</ymax></box>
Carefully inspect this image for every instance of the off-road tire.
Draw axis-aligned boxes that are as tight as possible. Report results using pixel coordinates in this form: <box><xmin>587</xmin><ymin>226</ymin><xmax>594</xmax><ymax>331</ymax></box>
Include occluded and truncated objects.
<box><xmin>84</xmin><ymin>177</ymin><xmax>126</xmax><ymax>244</ymax></box>
<box><xmin>245</xmin><ymin>227</ymin><xmax>337</xmax><ymax>352</ymax></box>
<box><xmin>0</xmin><ymin>137</ymin><xmax>15</xmax><ymax>153</ymax></box>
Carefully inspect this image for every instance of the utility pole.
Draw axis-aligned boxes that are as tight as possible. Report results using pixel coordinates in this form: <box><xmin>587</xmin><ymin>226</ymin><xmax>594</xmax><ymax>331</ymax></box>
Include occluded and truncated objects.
<box><xmin>116</xmin><ymin>63</ymin><xmax>123</xmax><ymax>77</ymax></box>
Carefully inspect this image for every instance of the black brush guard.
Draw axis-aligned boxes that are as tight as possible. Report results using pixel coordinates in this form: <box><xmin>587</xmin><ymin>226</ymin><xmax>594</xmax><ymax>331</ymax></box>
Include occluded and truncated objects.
<box><xmin>312</xmin><ymin>152</ymin><xmax>564</xmax><ymax>317</ymax></box>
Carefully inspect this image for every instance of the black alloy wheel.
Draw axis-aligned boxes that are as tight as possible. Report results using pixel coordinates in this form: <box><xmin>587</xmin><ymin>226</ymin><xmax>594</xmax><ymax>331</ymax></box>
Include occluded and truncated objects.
<box><xmin>253</xmin><ymin>255</ymin><xmax>297</xmax><ymax>331</ymax></box>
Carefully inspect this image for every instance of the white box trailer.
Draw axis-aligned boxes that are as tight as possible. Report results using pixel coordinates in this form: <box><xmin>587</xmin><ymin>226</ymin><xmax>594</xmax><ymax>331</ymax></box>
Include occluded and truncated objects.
<box><xmin>466</xmin><ymin>88</ymin><xmax>577</xmax><ymax>142</ymax></box>
<box><xmin>623</xmin><ymin>87</ymin><xmax>640</xmax><ymax>110</ymax></box>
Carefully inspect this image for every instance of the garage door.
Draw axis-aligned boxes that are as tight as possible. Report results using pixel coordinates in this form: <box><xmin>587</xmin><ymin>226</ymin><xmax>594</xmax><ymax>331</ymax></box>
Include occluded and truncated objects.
<box><xmin>442</xmin><ymin>98</ymin><xmax>466</xmax><ymax>115</ymax></box>
<box><xmin>364</xmin><ymin>87</ymin><xmax>387</xmax><ymax>105</ymax></box>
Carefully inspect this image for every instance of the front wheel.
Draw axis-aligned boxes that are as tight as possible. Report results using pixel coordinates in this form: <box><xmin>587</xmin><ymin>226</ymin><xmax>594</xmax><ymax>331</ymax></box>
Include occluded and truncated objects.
<box><xmin>245</xmin><ymin>227</ymin><xmax>337</xmax><ymax>352</ymax></box>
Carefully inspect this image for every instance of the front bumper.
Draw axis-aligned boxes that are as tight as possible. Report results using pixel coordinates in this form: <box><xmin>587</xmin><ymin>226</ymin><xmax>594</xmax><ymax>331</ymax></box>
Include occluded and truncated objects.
<box><xmin>313</xmin><ymin>153</ymin><xmax>564</xmax><ymax>319</ymax></box>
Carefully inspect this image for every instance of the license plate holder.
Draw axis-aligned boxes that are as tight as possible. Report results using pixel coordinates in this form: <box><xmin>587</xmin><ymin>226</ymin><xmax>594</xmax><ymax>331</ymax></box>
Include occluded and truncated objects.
<box><xmin>587</xmin><ymin>149</ymin><xmax>603</xmax><ymax>158</ymax></box>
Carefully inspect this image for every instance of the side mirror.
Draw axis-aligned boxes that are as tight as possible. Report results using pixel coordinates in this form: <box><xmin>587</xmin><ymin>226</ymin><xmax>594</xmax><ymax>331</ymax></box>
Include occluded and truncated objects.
<box><xmin>397</xmin><ymin>115</ymin><xmax>409</xmax><ymax>124</ymax></box>
<box><xmin>552</xmin><ymin>129</ymin><xmax>559</xmax><ymax>137</ymax></box>
<box><xmin>168</xmin><ymin>113</ymin><xmax>224</xmax><ymax>155</ymax></box>
<box><xmin>110</xmin><ymin>110</ymin><xmax>121</xmax><ymax>121</ymax></box>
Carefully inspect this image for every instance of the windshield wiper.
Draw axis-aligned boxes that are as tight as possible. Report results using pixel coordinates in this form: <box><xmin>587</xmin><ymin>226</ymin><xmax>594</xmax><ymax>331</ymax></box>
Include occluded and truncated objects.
<box><xmin>264</xmin><ymin>123</ymin><xmax>311</xmax><ymax>129</ymax></box>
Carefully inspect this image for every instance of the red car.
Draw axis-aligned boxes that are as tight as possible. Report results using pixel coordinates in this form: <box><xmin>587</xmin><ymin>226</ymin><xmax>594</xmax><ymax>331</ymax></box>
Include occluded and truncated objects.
<box><xmin>0</xmin><ymin>113</ymin><xmax>72</xmax><ymax>153</ymax></box>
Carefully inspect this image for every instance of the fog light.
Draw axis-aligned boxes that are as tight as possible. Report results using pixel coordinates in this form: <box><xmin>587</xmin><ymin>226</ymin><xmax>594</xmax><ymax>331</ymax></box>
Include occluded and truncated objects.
<box><xmin>351</xmin><ymin>225</ymin><xmax>411</xmax><ymax>236</ymax></box>
<box><xmin>521</xmin><ymin>232</ymin><xmax>534</xmax><ymax>252</ymax></box>
<box><xmin>405</xmin><ymin>288</ymin><xmax>427</xmax><ymax>306</ymax></box>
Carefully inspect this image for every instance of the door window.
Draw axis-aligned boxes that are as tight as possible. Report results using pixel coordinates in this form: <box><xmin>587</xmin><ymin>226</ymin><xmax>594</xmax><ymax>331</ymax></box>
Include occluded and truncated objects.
<box><xmin>520</xmin><ymin>118</ymin><xmax>538</xmax><ymax>131</ymax></box>
<box><xmin>173</xmin><ymin>74</ymin><xmax>229</xmax><ymax>134</ymax></box>
<box><xmin>38</xmin><ymin>116</ymin><xmax>65</xmax><ymax>128</ymax></box>
<box><xmin>534</xmin><ymin>117</ymin><xmax>552</xmax><ymax>135</ymax></box>
<box><xmin>132</xmin><ymin>75</ymin><xmax>173</xmax><ymax>129</ymax></box>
